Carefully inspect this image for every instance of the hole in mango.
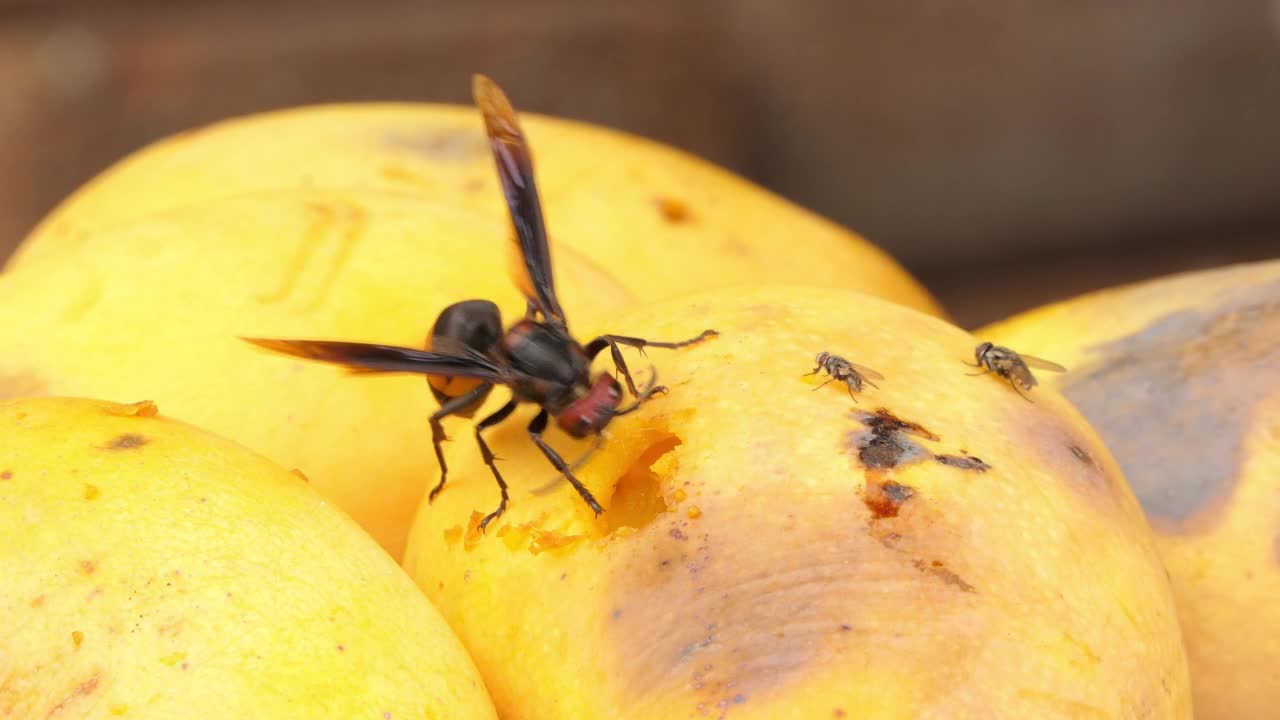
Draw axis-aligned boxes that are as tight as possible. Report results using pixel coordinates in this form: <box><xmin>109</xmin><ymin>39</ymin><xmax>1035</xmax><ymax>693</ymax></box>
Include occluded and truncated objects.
<box><xmin>605</xmin><ymin>433</ymin><xmax>683</xmax><ymax>533</ymax></box>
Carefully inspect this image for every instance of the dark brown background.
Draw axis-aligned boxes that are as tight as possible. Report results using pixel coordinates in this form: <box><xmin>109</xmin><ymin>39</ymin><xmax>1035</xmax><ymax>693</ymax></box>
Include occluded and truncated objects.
<box><xmin>3</xmin><ymin>0</ymin><xmax>1278</xmax><ymax>326</ymax></box>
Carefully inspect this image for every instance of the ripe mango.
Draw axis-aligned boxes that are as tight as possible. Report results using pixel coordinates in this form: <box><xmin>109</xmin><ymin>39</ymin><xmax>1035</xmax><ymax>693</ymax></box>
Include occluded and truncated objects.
<box><xmin>401</xmin><ymin>284</ymin><xmax>1192</xmax><ymax>719</ymax></box>
<box><xmin>0</xmin><ymin>396</ymin><xmax>496</xmax><ymax>719</ymax></box>
<box><xmin>977</xmin><ymin>258</ymin><xmax>1280</xmax><ymax>720</ymax></box>
<box><xmin>0</xmin><ymin>189</ymin><xmax>630</xmax><ymax>559</ymax></box>
<box><xmin>9</xmin><ymin>99</ymin><xmax>943</xmax><ymax>318</ymax></box>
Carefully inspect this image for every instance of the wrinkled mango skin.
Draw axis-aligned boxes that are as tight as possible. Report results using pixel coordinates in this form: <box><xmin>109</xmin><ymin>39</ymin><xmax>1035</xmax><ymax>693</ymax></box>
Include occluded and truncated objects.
<box><xmin>403</xmin><ymin>285</ymin><xmax>1192</xmax><ymax>720</ymax></box>
<box><xmin>0</xmin><ymin>396</ymin><xmax>497</xmax><ymax>720</ymax></box>
<box><xmin>8</xmin><ymin>102</ymin><xmax>944</xmax><ymax>319</ymax></box>
<box><xmin>978</xmin><ymin>258</ymin><xmax>1280</xmax><ymax>720</ymax></box>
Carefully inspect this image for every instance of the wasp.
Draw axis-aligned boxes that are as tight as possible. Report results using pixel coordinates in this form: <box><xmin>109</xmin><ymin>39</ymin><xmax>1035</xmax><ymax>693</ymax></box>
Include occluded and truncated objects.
<box><xmin>805</xmin><ymin>351</ymin><xmax>884</xmax><ymax>400</ymax></box>
<box><xmin>243</xmin><ymin>75</ymin><xmax>717</xmax><ymax>530</ymax></box>
<box><xmin>967</xmin><ymin>341</ymin><xmax>1066</xmax><ymax>400</ymax></box>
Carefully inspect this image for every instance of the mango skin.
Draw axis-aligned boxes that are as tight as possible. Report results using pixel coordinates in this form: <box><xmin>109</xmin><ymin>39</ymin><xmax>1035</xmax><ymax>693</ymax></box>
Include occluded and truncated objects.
<box><xmin>8</xmin><ymin>101</ymin><xmax>945</xmax><ymax>318</ymax></box>
<box><xmin>977</xmin><ymin>259</ymin><xmax>1280</xmax><ymax>720</ymax></box>
<box><xmin>402</xmin><ymin>284</ymin><xmax>1192</xmax><ymax>720</ymax></box>
<box><xmin>0</xmin><ymin>189</ymin><xmax>631</xmax><ymax>559</ymax></box>
<box><xmin>0</xmin><ymin>396</ymin><xmax>496</xmax><ymax>719</ymax></box>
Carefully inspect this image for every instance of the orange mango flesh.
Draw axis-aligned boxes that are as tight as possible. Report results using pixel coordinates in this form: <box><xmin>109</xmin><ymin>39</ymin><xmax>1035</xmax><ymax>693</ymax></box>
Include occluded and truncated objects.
<box><xmin>977</xmin><ymin>258</ymin><xmax>1280</xmax><ymax>720</ymax></box>
<box><xmin>8</xmin><ymin>102</ymin><xmax>945</xmax><ymax>319</ymax></box>
<box><xmin>0</xmin><ymin>189</ymin><xmax>631</xmax><ymax>559</ymax></box>
<box><xmin>0</xmin><ymin>396</ymin><xmax>497</xmax><ymax>719</ymax></box>
<box><xmin>403</xmin><ymin>284</ymin><xmax>1192</xmax><ymax>719</ymax></box>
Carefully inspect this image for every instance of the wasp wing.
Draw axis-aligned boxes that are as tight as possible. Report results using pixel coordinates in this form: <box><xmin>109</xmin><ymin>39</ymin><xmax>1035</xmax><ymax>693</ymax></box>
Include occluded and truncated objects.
<box><xmin>242</xmin><ymin>337</ymin><xmax>509</xmax><ymax>380</ymax></box>
<box><xmin>1018</xmin><ymin>354</ymin><xmax>1068</xmax><ymax>373</ymax></box>
<box><xmin>472</xmin><ymin>74</ymin><xmax>567</xmax><ymax>328</ymax></box>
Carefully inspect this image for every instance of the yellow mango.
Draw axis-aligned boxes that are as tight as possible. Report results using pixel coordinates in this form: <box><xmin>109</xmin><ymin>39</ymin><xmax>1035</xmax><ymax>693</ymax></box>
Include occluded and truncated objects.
<box><xmin>401</xmin><ymin>284</ymin><xmax>1191</xmax><ymax>719</ymax></box>
<box><xmin>977</xmin><ymin>258</ymin><xmax>1280</xmax><ymax>720</ymax></box>
<box><xmin>0</xmin><ymin>189</ymin><xmax>630</xmax><ymax>559</ymax></box>
<box><xmin>9</xmin><ymin>98</ymin><xmax>943</xmax><ymax>318</ymax></box>
<box><xmin>0</xmin><ymin>396</ymin><xmax>495</xmax><ymax>719</ymax></box>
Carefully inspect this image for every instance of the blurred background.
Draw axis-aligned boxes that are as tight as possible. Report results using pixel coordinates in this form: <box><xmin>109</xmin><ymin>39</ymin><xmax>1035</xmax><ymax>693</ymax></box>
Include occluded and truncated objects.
<box><xmin>2</xmin><ymin>0</ymin><xmax>1278</xmax><ymax>326</ymax></box>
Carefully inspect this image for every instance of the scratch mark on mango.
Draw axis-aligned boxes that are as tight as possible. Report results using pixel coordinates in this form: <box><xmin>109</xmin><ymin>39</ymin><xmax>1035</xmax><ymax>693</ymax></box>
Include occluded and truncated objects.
<box><xmin>257</xmin><ymin>201</ymin><xmax>368</xmax><ymax>310</ymax></box>
<box><xmin>45</xmin><ymin>675</ymin><xmax>99</xmax><ymax>717</ymax></box>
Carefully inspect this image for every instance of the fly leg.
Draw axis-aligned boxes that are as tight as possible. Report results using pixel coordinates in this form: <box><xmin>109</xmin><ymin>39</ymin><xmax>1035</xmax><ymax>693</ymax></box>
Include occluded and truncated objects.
<box><xmin>528</xmin><ymin>409</ymin><xmax>604</xmax><ymax>518</ymax></box>
<box><xmin>474</xmin><ymin>398</ymin><xmax>520</xmax><ymax>532</ymax></box>
<box><xmin>427</xmin><ymin>382</ymin><xmax>494</xmax><ymax>502</ymax></box>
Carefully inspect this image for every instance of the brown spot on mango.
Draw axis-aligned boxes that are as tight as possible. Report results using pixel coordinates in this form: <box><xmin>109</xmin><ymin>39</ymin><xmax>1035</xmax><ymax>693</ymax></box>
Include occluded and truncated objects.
<box><xmin>105</xmin><ymin>433</ymin><xmax>148</xmax><ymax>451</ymax></box>
<box><xmin>655</xmin><ymin>196</ymin><xmax>692</xmax><ymax>224</ymax></box>
<box><xmin>1059</xmin><ymin>278</ymin><xmax>1280</xmax><ymax>528</ymax></box>
<box><xmin>863</xmin><ymin>480</ymin><xmax>916</xmax><ymax>519</ymax></box>
<box><xmin>78</xmin><ymin>559</ymin><xmax>96</xmax><ymax>575</ymax></box>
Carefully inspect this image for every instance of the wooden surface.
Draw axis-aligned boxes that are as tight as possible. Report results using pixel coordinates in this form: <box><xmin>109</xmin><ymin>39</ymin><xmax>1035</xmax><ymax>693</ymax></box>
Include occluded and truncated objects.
<box><xmin>2</xmin><ymin>0</ymin><xmax>1278</xmax><ymax>325</ymax></box>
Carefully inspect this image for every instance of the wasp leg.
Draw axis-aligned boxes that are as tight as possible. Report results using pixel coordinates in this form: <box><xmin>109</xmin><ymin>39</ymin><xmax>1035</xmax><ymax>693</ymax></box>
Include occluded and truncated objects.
<box><xmin>965</xmin><ymin>369</ymin><xmax>994</xmax><ymax>377</ymax></box>
<box><xmin>585</xmin><ymin>329</ymin><xmax>718</xmax><ymax>397</ymax></box>
<box><xmin>596</xmin><ymin>330</ymin><xmax>719</xmax><ymax>356</ymax></box>
<box><xmin>428</xmin><ymin>382</ymin><xmax>495</xmax><ymax>502</ymax></box>
<box><xmin>474</xmin><ymin>398</ymin><xmax>520</xmax><ymax>533</ymax></box>
<box><xmin>530</xmin><ymin>432</ymin><xmax>608</xmax><ymax>496</ymax></box>
<box><xmin>528</xmin><ymin>409</ymin><xmax>604</xmax><ymax>518</ymax></box>
<box><xmin>595</xmin><ymin>337</ymin><xmax>642</xmax><ymax>396</ymax></box>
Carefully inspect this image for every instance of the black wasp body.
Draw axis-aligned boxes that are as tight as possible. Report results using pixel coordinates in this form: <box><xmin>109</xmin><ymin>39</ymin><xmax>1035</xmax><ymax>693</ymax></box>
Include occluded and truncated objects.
<box><xmin>805</xmin><ymin>351</ymin><xmax>883</xmax><ymax>400</ymax></box>
<box><xmin>245</xmin><ymin>75</ymin><xmax>716</xmax><ymax>531</ymax></box>
<box><xmin>967</xmin><ymin>341</ymin><xmax>1066</xmax><ymax>400</ymax></box>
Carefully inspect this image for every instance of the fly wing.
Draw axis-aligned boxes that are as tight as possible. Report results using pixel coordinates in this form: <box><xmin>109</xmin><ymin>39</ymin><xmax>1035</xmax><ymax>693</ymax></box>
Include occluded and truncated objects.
<box><xmin>472</xmin><ymin>74</ymin><xmax>567</xmax><ymax>328</ymax></box>
<box><xmin>241</xmin><ymin>337</ymin><xmax>509</xmax><ymax>380</ymax></box>
<box><xmin>847</xmin><ymin>362</ymin><xmax>885</xmax><ymax>381</ymax></box>
<box><xmin>1018</xmin><ymin>354</ymin><xmax>1068</xmax><ymax>373</ymax></box>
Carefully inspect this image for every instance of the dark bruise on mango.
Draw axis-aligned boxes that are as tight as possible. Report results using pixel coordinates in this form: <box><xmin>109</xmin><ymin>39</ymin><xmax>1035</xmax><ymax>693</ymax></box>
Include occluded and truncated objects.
<box><xmin>1059</xmin><ymin>278</ymin><xmax>1280</xmax><ymax>528</ymax></box>
<box><xmin>848</xmin><ymin>408</ymin><xmax>937</xmax><ymax>470</ymax></box>
<box><xmin>104</xmin><ymin>433</ymin><xmax>149</xmax><ymax>451</ymax></box>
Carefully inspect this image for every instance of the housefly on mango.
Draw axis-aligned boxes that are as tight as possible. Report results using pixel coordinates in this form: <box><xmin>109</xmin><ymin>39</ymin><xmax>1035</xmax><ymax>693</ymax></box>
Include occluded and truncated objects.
<box><xmin>967</xmin><ymin>341</ymin><xmax>1066</xmax><ymax>401</ymax></box>
<box><xmin>805</xmin><ymin>351</ymin><xmax>884</xmax><ymax>401</ymax></box>
<box><xmin>242</xmin><ymin>75</ymin><xmax>717</xmax><ymax>531</ymax></box>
